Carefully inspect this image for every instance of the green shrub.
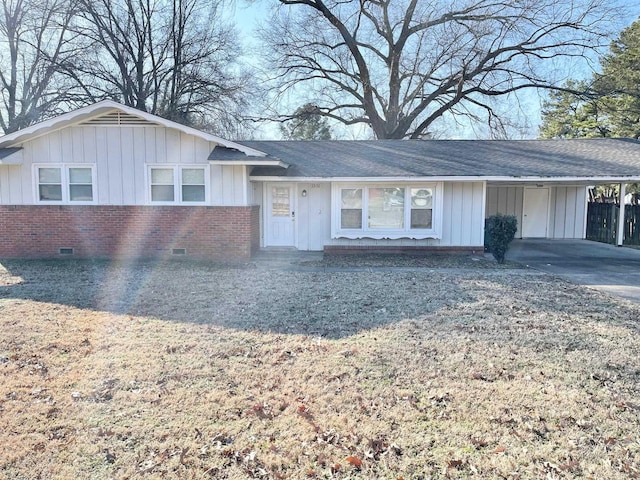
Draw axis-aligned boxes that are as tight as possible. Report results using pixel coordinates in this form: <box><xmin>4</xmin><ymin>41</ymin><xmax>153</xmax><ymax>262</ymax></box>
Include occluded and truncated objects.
<box><xmin>485</xmin><ymin>214</ymin><xmax>518</xmax><ymax>264</ymax></box>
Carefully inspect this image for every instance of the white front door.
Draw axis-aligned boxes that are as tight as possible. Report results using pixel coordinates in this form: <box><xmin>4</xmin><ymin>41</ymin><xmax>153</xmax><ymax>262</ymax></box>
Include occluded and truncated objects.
<box><xmin>266</xmin><ymin>183</ymin><xmax>296</xmax><ymax>247</ymax></box>
<box><xmin>522</xmin><ymin>187</ymin><xmax>549</xmax><ymax>238</ymax></box>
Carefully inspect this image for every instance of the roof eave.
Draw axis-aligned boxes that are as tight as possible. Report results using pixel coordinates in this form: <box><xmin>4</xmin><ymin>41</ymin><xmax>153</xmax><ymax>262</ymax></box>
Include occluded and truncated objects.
<box><xmin>249</xmin><ymin>175</ymin><xmax>640</xmax><ymax>183</ymax></box>
<box><xmin>210</xmin><ymin>159</ymin><xmax>289</xmax><ymax>168</ymax></box>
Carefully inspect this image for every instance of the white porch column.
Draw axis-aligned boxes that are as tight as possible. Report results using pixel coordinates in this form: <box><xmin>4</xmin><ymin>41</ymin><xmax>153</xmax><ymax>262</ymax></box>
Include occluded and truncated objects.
<box><xmin>617</xmin><ymin>183</ymin><xmax>626</xmax><ymax>246</ymax></box>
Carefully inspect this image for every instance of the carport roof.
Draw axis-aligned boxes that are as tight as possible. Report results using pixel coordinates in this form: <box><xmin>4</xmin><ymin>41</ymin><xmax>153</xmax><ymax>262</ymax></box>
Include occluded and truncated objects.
<box><xmin>240</xmin><ymin>138</ymin><xmax>640</xmax><ymax>180</ymax></box>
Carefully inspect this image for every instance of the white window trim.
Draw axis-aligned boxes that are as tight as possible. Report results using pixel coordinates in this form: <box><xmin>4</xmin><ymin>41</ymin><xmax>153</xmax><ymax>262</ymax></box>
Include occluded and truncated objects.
<box><xmin>33</xmin><ymin>164</ymin><xmax>97</xmax><ymax>205</ymax></box>
<box><xmin>146</xmin><ymin>165</ymin><xmax>210</xmax><ymax>205</ymax></box>
<box><xmin>331</xmin><ymin>182</ymin><xmax>443</xmax><ymax>240</ymax></box>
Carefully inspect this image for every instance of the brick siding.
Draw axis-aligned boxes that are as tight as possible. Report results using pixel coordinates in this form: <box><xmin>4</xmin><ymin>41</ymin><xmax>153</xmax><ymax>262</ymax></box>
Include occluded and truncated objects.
<box><xmin>0</xmin><ymin>205</ymin><xmax>260</xmax><ymax>261</ymax></box>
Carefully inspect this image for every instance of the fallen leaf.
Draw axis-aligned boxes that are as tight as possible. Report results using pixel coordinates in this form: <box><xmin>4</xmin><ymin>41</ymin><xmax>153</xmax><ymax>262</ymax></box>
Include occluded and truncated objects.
<box><xmin>470</xmin><ymin>437</ymin><xmax>488</xmax><ymax>448</ymax></box>
<box><xmin>494</xmin><ymin>446</ymin><xmax>506</xmax><ymax>454</ymax></box>
<box><xmin>346</xmin><ymin>455</ymin><xmax>363</xmax><ymax>468</ymax></box>
<box><xmin>447</xmin><ymin>459</ymin><xmax>463</xmax><ymax>468</ymax></box>
<box><xmin>559</xmin><ymin>460</ymin><xmax>579</xmax><ymax>471</ymax></box>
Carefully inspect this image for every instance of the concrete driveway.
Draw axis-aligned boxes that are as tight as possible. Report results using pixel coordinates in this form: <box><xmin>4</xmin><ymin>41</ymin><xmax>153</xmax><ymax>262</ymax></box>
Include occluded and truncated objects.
<box><xmin>506</xmin><ymin>239</ymin><xmax>640</xmax><ymax>303</ymax></box>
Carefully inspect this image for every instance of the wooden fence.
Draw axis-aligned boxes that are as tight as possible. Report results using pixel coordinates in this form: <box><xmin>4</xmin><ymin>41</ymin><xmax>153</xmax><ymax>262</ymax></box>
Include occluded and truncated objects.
<box><xmin>586</xmin><ymin>202</ymin><xmax>640</xmax><ymax>245</ymax></box>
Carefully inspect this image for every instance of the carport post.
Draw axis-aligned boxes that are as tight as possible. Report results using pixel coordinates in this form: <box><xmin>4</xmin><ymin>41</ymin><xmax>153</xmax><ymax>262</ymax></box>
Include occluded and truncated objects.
<box><xmin>617</xmin><ymin>183</ymin><xmax>626</xmax><ymax>246</ymax></box>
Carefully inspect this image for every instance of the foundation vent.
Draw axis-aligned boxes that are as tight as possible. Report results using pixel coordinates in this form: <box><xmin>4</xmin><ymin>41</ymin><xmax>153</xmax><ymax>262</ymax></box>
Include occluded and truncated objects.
<box><xmin>172</xmin><ymin>248</ymin><xmax>187</xmax><ymax>255</ymax></box>
<box><xmin>59</xmin><ymin>248</ymin><xmax>74</xmax><ymax>255</ymax></box>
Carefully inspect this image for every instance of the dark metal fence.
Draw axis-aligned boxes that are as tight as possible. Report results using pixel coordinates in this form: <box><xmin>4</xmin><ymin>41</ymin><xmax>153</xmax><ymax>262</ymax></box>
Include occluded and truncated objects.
<box><xmin>586</xmin><ymin>202</ymin><xmax>640</xmax><ymax>245</ymax></box>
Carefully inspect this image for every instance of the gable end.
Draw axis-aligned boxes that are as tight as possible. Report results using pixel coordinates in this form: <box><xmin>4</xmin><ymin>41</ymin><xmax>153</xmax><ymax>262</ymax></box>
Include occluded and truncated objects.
<box><xmin>80</xmin><ymin>111</ymin><xmax>158</xmax><ymax>127</ymax></box>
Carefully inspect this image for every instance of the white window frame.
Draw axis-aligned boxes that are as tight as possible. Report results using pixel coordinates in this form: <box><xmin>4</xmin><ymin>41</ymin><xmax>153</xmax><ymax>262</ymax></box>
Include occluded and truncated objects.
<box><xmin>146</xmin><ymin>165</ymin><xmax>209</xmax><ymax>205</ymax></box>
<box><xmin>33</xmin><ymin>164</ymin><xmax>97</xmax><ymax>205</ymax></box>
<box><xmin>331</xmin><ymin>182</ymin><xmax>443</xmax><ymax>239</ymax></box>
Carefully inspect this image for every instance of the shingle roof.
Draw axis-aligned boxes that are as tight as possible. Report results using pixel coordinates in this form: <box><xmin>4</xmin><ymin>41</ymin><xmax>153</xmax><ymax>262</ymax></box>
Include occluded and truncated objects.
<box><xmin>0</xmin><ymin>147</ymin><xmax>21</xmax><ymax>161</ymax></box>
<box><xmin>208</xmin><ymin>146</ymin><xmax>263</xmax><ymax>160</ymax></box>
<box><xmin>239</xmin><ymin>139</ymin><xmax>640</xmax><ymax>179</ymax></box>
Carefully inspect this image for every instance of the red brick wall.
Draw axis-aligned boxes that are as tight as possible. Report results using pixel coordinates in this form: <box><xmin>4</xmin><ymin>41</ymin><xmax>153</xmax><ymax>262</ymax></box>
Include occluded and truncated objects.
<box><xmin>0</xmin><ymin>205</ymin><xmax>260</xmax><ymax>261</ymax></box>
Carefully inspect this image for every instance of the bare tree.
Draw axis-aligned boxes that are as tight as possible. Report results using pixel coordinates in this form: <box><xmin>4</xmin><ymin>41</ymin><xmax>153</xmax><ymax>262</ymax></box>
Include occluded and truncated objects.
<box><xmin>71</xmin><ymin>0</ymin><xmax>253</xmax><ymax>134</ymax></box>
<box><xmin>0</xmin><ymin>0</ymin><xmax>81</xmax><ymax>133</ymax></box>
<box><xmin>260</xmin><ymin>0</ymin><xmax>617</xmax><ymax>139</ymax></box>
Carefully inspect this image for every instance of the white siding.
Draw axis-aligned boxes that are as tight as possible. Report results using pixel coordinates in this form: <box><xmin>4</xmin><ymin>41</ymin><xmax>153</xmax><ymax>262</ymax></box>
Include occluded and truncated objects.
<box><xmin>132</xmin><ymin>129</ymin><xmax>147</xmax><ymax>204</ymax></box>
<box><xmin>0</xmin><ymin>125</ymin><xmax>246</xmax><ymax>206</ymax></box>
<box><xmin>486</xmin><ymin>184</ymin><xmax>587</xmax><ymax>239</ymax></box>
<box><xmin>440</xmin><ymin>182</ymin><xmax>485</xmax><ymax>246</ymax></box>
<box><xmin>0</xmin><ymin>165</ymin><xmax>21</xmax><ymax>203</ymax></box>
<box><xmin>106</xmin><ymin>127</ymin><xmax>123</xmax><ymax>204</ymax></box>
<box><xmin>549</xmin><ymin>186</ymin><xmax>588</xmax><ymax>239</ymax></box>
<box><xmin>0</xmin><ymin>166</ymin><xmax>8</xmax><ymax>203</ymax></box>
<box><xmin>211</xmin><ymin>165</ymin><xmax>245</xmax><ymax>205</ymax></box>
<box><xmin>95</xmin><ymin>127</ymin><xmax>110</xmax><ymax>204</ymax></box>
<box><xmin>251</xmin><ymin>181</ymin><xmax>264</xmax><ymax>247</ymax></box>
<box><xmin>486</xmin><ymin>185</ymin><xmax>524</xmax><ymax>237</ymax></box>
<box><xmin>165</xmin><ymin>129</ymin><xmax>180</xmax><ymax>163</ymax></box>
<box><xmin>297</xmin><ymin>183</ymin><xmax>331</xmax><ymax>251</ymax></box>
<box><xmin>120</xmin><ymin>128</ymin><xmax>136</xmax><ymax>204</ymax></box>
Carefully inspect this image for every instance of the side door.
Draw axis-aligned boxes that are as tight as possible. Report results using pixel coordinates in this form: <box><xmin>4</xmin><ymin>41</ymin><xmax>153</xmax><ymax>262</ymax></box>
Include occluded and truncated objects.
<box><xmin>522</xmin><ymin>187</ymin><xmax>550</xmax><ymax>238</ymax></box>
<box><xmin>265</xmin><ymin>183</ymin><xmax>296</xmax><ymax>247</ymax></box>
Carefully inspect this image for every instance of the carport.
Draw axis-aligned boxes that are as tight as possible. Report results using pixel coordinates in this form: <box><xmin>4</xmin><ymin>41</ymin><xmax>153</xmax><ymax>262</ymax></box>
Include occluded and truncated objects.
<box><xmin>507</xmin><ymin>239</ymin><xmax>640</xmax><ymax>303</ymax></box>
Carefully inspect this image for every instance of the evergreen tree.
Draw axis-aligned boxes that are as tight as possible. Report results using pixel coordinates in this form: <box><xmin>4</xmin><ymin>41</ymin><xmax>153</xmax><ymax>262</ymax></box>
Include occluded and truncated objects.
<box><xmin>539</xmin><ymin>81</ymin><xmax>611</xmax><ymax>139</ymax></box>
<box><xmin>540</xmin><ymin>19</ymin><xmax>640</xmax><ymax>140</ymax></box>
<box><xmin>280</xmin><ymin>104</ymin><xmax>332</xmax><ymax>140</ymax></box>
<box><xmin>595</xmin><ymin>19</ymin><xmax>640</xmax><ymax>139</ymax></box>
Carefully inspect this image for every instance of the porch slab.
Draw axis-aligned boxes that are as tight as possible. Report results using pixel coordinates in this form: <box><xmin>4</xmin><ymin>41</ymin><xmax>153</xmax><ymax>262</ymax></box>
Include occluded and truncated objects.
<box><xmin>506</xmin><ymin>239</ymin><xmax>640</xmax><ymax>303</ymax></box>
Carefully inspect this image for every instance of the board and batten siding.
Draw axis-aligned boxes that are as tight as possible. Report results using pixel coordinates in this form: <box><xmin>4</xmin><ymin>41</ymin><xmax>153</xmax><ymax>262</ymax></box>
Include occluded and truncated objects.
<box><xmin>0</xmin><ymin>165</ymin><xmax>23</xmax><ymax>205</ymax></box>
<box><xmin>486</xmin><ymin>185</ymin><xmax>587</xmax><ymax>239</ymax></box>
<box><xmin>210</xmin><ymin>164</ymin><xmax>247</xmax><ymax>206</ymax></box>
<box><xmin>485</xmin><ymin>185</ymin><xmax>524</xmax><ymax>237</ymax></box>
<box><xmin>439</xmin><ymin>181</ymin><xmax>485</xmax><ymax>246</ymax></box>
<box><xmin>297</xmin><ymin>182</ymin><xmax>332</xmax><ymax>251</ymax></box>
<box><xmin>0</xmin><ymin>125</ymin><xmax>247</xmax><ymax>206</ymax></box>
<box><xmin>548</xmin><ymin>186</ymin><xmax>588</xmax><ymax>239</ymax></box>
<box><xmin>326</xmin><ymin>181</ymin><xmax>485</xmax><ymax>248</ymax></box>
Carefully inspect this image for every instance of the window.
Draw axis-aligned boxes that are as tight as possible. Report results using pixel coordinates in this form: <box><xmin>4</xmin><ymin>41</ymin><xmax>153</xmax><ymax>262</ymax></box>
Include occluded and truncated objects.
<box><xmin>35</xmin><ymin>165</ymin><xmax>95</xmax><ymax>203</ymax></box>
<box><xmin>181</xmin><ymin>168</ymin><xmax>205</xmax><ymax>202</ymax></box>
<box><xmin>69</xmin><ymin>168</ymin><xmax>93</xmax><ymax>201</ymax></box>
<box><xmin>334</xmin><ymin>183</ymin><xmax>440</xmax><ymax>239</ymax></box>
<box><xmin>271</xmin><ymin>186</ymin><xmax>291</xmax><ymax>216</ymax></box>
<box><xmin>410</xmin><ymin>188</ymin><xmax>433</xmax><ymax>229</ymax></box>
<box><xmin>340</xmin><ymin>188</ymin><xmax>362</xmax><ymax>228</ymax></box>
<box><xmin>38</xmin><ymin>168</ymin><xmax>63</xmax><ymax>201</ymax></box>
<box><xmin>151</xmin><ymin>168</ymin><xmax>175</xmax><ymax>202</ymax></box>
<box><xmin>369</xmin><ymin>187</ymin><xmax>405</xmax><ymax>229</ymax></box>
<box><xmin>148</xmin><ymin>166</ymin><xmax>208</xmax><ymax>204</ymax></box>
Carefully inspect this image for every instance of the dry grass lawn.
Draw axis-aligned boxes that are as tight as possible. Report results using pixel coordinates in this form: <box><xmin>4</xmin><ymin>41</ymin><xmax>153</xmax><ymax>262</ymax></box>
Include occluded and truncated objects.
<box><xmin>1</xmin><ymin>258</ymin><xmax>639</xmax><ymax>479</ymax></box>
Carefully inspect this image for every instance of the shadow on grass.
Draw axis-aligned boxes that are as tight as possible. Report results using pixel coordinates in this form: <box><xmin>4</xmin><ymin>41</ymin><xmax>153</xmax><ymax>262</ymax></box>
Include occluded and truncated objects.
<box><xmin>0</xmin><ymin>258</ymin><xmax>484</xmax><ymax>339</ymax></box>
<box><xmin>1</xmin><ymin>257</ymin><xmax>638</xmax><ymax>338</ymax></box>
